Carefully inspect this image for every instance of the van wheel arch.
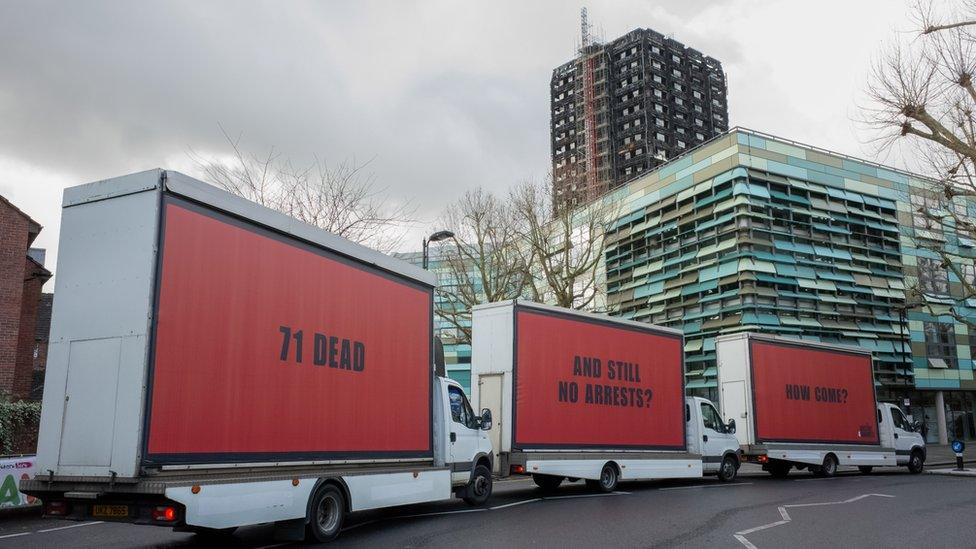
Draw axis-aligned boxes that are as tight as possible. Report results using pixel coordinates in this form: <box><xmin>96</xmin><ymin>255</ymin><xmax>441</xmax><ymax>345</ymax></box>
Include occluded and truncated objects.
<box><xmin>306</xmin><ymin>477</ymin><xmax>351</xmax><ymax>523</ymax></box>
<box><xmin>469</xmin><ymin>453</ymin><xmax>493</xmax><ymax>483</ymax></box>
<box><xmin>586</xmin><ymin>461</ymin><xmax>620</xmax><ymax>492</ymax></box>
<box><xmin>718</xmin><ymin>452</ymin><xmax>739</xmax><ymax>482</ymax></box>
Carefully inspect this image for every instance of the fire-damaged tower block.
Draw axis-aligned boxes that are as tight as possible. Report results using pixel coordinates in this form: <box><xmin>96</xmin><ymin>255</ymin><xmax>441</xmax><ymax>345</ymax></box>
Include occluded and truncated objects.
<box><xmin>550</xmin><ymin>23</ymin><xmax>729</xmax><ymax>210</ymax></box>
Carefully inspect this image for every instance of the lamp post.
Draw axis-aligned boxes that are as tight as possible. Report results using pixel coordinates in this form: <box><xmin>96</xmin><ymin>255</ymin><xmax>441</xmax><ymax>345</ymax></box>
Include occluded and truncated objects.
<box><xmin>423</xmin><ymin>230</ymin><xmax>455</xmax><ymax>270</ymax></box>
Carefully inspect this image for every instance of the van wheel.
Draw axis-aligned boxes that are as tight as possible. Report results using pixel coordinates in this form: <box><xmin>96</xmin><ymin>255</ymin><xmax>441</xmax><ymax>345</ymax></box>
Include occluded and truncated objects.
<box><xmin>718</xmin><ymin>455</ymin><xmax>738</xmax><ymax>482</ymax></box>
<box><xmin>814</xmin><ymin>455</ymin><xmax>838</xmax><ymax>477</ymax></box>
<box><xmin>858</xmin><ymin>466</ymin><xmax>873</xmax><ymax>475</ymax></box>
<box><xmin>306</xmin><ymin>484</ymin><xmax>345</xmax><ymax>543</ymax></box>
<box><xmin>463</xmin><ymin>465</ymin><xmax>493</xmax><ymax>505</ymax></box>
<box><xmin>532</xmin><ymin>474</ymin><xmax>564</xmax><ymax>491</ymax></box>
<box><xmin>590</xmin><ymin>464</ymin><xmax>618</xmax><ymax>493</ymax></box>
<box><xmin>908</xmin><ymin>450</ymin><xmax>924</xmax><ymax>474</ymax></box>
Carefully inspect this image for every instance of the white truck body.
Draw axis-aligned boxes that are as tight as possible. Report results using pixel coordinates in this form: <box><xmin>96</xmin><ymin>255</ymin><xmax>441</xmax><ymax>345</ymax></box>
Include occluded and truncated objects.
<box><xmin>717</xmin><ymin>332</ymin><xmax>925</xmax><ymax>475</ymax></box>
<box><xmin>471</xmin><ymin>300</ymin><xmax>739</xmax><ymax>488</ymax></box>
<box><xmin>23</xmin><ymin>170</ymin><xmax>494</xmax><ymax>541</ymax></box>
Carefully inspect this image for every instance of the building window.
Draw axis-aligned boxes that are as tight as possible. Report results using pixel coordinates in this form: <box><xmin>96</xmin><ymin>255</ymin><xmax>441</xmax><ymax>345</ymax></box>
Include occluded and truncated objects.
<box><xmin>924</xmin><ymin>321</ymin><xmax>957</xmax><ymax>369</ymax></box>
<box><xmin>912</xmin><ymin>193</ymin><xmax>941</xmax><ymax>230</ymax></box>
<box><xmin>918</xmin><ymin>257</ymin><xmax>949</xmax><ymax>295</ymax></box>
<box><xmin>962</xmin><ymin>264</ymin><xmax>976</xmax><ymax>287</ymax></box>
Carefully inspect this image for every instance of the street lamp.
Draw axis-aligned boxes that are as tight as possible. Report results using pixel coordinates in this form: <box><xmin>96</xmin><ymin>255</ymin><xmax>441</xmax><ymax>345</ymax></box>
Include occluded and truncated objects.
<box><xmin>423</xmin><ymin>230</ymin><xmax>455</xmax><ymax>270</ymax></box>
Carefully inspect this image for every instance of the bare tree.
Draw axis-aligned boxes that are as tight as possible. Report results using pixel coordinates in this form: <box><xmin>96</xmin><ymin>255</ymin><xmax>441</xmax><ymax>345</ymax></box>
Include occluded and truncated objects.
<box><xmin>865</xmin><ymin>0</ymin><xmax>976</xmax><ymax>326</ymax></box>
<box><xmin>191</xmin><ymin>128</ymin><xmax>414</xmax><ymax>253</ymax></box>
<box><xmin>510</xmin><ymin>178</ymin><xmax>616</xmax><ymax>312</ymax></box>
<box><xmin>434</xmin><ymin>188</ymin><xmax>529</xmax><ymax>342</ymax></box>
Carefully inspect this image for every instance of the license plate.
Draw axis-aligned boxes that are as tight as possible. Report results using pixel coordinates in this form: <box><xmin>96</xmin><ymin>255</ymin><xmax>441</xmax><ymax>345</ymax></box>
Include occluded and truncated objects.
<box><xmin>92</xmin><ymin>504</ymin><xmax>129</xmax><ymax>518</ymax></box>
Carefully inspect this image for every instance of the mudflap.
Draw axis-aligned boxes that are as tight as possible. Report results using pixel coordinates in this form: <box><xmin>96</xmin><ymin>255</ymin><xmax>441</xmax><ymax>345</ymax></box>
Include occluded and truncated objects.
<box><xmin>274</xmin><ymin>518</ymin><xmax>306</xmax><ymax>541</ymax></box>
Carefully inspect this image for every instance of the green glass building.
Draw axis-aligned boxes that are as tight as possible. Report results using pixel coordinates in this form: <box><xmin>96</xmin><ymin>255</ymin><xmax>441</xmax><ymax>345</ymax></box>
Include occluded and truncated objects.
<box><xmin>396</xmin><ymin>249</ymin><xmax>473</xmax><ymax>392</ymax></box>
<box><xmin>601</xmin><ymin>128</ymin><xmax>976</xmax><ymax>443</ymax></box>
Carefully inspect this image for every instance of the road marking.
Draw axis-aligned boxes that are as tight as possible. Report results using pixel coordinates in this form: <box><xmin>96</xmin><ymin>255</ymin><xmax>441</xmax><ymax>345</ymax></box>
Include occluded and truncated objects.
<box><xmin>0</xmin><ymin>532</ymin><xmax>30</xmax><ymax>540</ymax></box>
<box><xmin>792</xmin><ymin>476</ymin><xmax>855</xmax><ymax>482</ymax></box>
<box><xmin>340</xmin><ymin>491</ymin><xmax>630</xmax><ymax>533</ymax></box>
<box><xmin>37</xmin><ymin>521</ymin><xmax>103</xmax><ymax>533</ymax></box>
<box><xmin>490</xmin><ymin>498</ymin><xmax>542</xmax><ymax>510</ymax></box>
<box><xmin>660</xmin><ymin>482</ymin><xmax>754</xmax><ymax>491</ymax></box>
<box><xmin>733</xmin><ymin>493</ymin><xmax>895</xmax><ymax>548</ymax></box>
<box><xmin>541</xmin><ymin>492</ymin><xmax>625</xmax><ymax>500</ymax></box>
<box><xmin>396</xmin><ymin>508</ymin><xmax>487</xmax><ymax>519</ymax></box>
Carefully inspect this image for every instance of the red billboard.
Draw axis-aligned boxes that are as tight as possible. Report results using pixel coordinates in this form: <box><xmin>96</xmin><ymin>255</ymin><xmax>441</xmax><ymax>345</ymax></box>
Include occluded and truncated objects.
<box><xmin>144</xmin><ymin>197</ymin><xmax>432</xmax><ymax>463</ymax></box>
<box><xmin>750</xmin><ymin>340</ymin><xmax>879</xmax><ymax>445</ymax></box>
<box><xmin>513</xmin><ymin>308</ymin><xmax>685</xmax><ymax>450</ymax></box>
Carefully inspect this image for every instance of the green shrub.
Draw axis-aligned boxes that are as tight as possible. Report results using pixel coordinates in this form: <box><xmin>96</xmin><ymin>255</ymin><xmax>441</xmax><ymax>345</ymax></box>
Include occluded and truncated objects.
<box><xmin>0</xmin><ymin>398</ymin><xmax>41</xmax><ymax>455</ymax></box>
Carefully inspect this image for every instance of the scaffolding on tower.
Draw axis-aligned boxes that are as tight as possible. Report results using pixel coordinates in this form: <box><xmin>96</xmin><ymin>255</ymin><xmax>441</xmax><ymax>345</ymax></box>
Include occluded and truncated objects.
<box><xmin>578</xmin><ymin>7</ymin><xmax>602</xmax><ymax>202</ymax></box>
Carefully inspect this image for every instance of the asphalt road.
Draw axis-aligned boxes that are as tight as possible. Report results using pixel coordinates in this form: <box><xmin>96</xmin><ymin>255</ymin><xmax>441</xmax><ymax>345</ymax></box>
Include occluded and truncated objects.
<box><xmin>1</xmin><ymin>466</ymin><xmax>973</xmax><ymax>548</ymax></box>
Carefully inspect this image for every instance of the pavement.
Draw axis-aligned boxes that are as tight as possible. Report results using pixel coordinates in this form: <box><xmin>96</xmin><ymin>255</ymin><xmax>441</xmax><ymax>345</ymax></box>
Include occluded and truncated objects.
<box><xmin>928</xmin><ymin>468</ymin><xmax>976</xmax><ymax>477</ymax></box>
<box><xmin>923</xmin><ymin>444</ymin><xmax>976</xmax><ymax>466</ymax></box>
<box><xmin>0</xmin><ymin>466</ymin><xmax>973</xmax><ymax>548</ymax></box>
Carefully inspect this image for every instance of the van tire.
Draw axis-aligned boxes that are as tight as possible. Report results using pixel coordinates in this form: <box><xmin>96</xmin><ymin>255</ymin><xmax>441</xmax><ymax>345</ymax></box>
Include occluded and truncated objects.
<box><xmin>463</xmin><ymin>465</ymin><xmax>493</xmax><ymax>506</ymax></box>
<box><xmin>532</xmin><ymin>474</ymin><xmax>564</xmax><ymax>491</ymax></box>
<box><xmin>718</xmin><ymin>455</ymin><xmax>738</xmax><ymax>482</ymax></box>
<box><xmin>908</xmin><ymin>450</ymin><xmax>924</xmax><ymax>474</ymax></box>
<box><xmin>592</xmin><ymin>463</ymin><xmax>619</xmax><ymax>493</ymax></box>
<box><xmin>814</xmin><ymin>454</ymin><xmax>838</xmax><ymax>477</ymax></box>
<box><xmin>306</xmin><ymin>484</ymin><xmax>345</xmax><ymax>543</ymax></box>
<box><xmin>858</xmin><ymin>466</ymin><xmax>873</xmax><ymax>474</ymax></box>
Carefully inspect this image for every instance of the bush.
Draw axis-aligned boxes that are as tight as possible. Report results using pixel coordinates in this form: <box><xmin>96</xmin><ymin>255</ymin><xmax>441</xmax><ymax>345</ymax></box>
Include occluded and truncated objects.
<box><xmin>0</xmin><ymin>398</ymin><xmax>41</xmax><ymax>455</ymax></box>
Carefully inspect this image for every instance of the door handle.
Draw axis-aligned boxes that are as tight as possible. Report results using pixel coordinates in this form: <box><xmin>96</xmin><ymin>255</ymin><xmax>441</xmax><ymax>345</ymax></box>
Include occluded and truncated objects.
<box><xmin>450</xmin><ymin>432</ymin><xmax>457</xmax><ymax>443</ymax></box>
<box><xmin>894</xmin><ymin>433</ymin><xmax>899</xmax><ymax>439</ymax></box>
<box><xmin>703</xmin><ymin>435</ymin><xmax>708</xmax><ymax>442</ymax></box>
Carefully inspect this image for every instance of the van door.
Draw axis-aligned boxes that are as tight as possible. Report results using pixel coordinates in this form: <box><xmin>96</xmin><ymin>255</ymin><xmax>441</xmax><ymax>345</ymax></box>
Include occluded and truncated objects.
<box><xmin>447</xmin><ymin>384</ymin><xmax>481</xmax><ymax>483</ymax></box>
<box><xmin>699</xmin><ymin>401</ymin><xmax>733</xmax><ymax>472</ymax></box>
<box><xmin>478</xmin><ymin>374</ymin><xmax>503</xmax><ymax>474</ymax></box>
<box><xmin>888</xmin><ymin>406</ymin><xmax>917</xmax><ymax>464</ymax></box>
<box><xmin>58</xmin><ymin>338</ymin><xmax>123</xmax><ymax>468</ymax></box>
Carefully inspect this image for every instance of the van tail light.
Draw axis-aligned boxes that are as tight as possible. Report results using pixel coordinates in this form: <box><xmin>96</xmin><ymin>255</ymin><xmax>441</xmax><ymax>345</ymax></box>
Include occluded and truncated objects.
<box><xmin>152</xmin><ymin>506</ymin><xmax>177</xmax><ymax>522</ymax></box>
<box><xmin>510</xmin><ymin>464</ymin><xmax>525</xmax><ymax>474</ymax></box>
<box><xmin>757</xmin><ymin>455</ymin><xmax>768</xmax><ymax>464</ymax></box>
<box><xmin>45</xmin><ymin>500</ymin><xmax>68</xmax><ymax>516</ymax></box>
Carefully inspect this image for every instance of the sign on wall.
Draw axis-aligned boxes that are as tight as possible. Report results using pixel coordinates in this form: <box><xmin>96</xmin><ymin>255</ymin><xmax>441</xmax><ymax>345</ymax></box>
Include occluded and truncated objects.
<box><xmin>0</xmin><ymin>456</ymin><xmax>38</xmax><ymax>508</ymax></box>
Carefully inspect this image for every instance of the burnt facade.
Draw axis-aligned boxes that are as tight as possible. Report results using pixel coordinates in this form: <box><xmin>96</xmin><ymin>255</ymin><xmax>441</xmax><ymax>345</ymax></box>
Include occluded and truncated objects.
<box><xmin>551</xmin><ymin>28</ymin><xmax>729</xmax><ymax>209</ymax></box>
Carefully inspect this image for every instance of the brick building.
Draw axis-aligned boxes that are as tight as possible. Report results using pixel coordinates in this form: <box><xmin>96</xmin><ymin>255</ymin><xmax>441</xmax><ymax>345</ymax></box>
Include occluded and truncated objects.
<box><xmin>0</xmin><ymin>195</ymin><xmax>51</xmax><ymax>401</ymax></box>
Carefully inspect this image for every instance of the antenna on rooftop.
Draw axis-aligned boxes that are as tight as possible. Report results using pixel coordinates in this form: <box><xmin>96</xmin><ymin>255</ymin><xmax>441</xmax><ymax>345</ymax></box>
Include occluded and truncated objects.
<box><xmin>580</xmin><ymin>7</ymin><xmax>591</xmax><ymax>51</ymax></box>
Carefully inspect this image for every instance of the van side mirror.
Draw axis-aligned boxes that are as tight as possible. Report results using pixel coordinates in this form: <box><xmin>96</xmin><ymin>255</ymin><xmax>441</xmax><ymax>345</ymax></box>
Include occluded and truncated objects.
<box><xmin>912</xmin><ymin>420</ymin><xmax>921</xmax><ymax>433</ymax></box>
<box><xmin>727</xmin><ymin>418</ymin><xmax>736</xmax><ymax>434</ymax></box>
<box><xmin>480</xmin><ymin>408</ymin><xmax>492</xmax><ymax>430</ymax></box>
<box><xmin>433</xmin><ymin>337</ymin><xmax>446</xmax><ymax>378</ymax></box>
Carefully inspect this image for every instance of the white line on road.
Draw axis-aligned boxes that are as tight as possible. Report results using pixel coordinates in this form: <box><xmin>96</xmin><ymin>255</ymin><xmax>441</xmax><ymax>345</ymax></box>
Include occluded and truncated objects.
<box><xmin>0</xmin><ymin>532</ymin><xmax>30</xmax><ymax>540</ymax></box>
<box><xmin>792</xmin><ymin>476</ymin><xmax>858</xmax><ymax>482</ymax></box>
<box><xmin>396</xmin><ymin>508</ymin><xmax>487</xmax><ymax>519</ymax></box>
<box><xmin>490</xmin><ymin>498</ymin><xmax>542</xmax><ymax>510</ymax></box>
<box><xmin>733</xmin><ymin>493</ymin><xmax>896</xmax><ymax>548</ymax></box>
<box><xmin>37</xmin><ymin>521</ymin><xmax>104</xmax><ymax>533</ymax></box>
<box><xmin>541</xmin><ymin>492</ymin><xmax>626</xmax><ymax>500</ymax></box>
<box><xmin>660</xmin><ymin>482</ymin><xmax>754</xmax><ymax>491</ymax></box>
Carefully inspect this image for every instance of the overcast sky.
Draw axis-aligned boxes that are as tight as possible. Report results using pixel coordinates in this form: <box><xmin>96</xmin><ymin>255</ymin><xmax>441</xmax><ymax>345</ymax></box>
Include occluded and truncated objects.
<box><xmin>0</xmin><ymin>0</ymin><xmax>915</xmax><ymax>287</ymax></box>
